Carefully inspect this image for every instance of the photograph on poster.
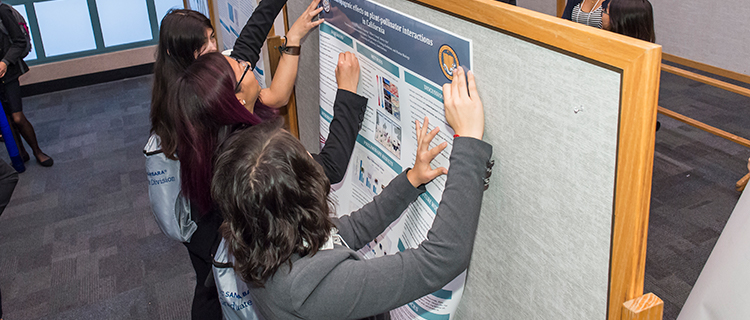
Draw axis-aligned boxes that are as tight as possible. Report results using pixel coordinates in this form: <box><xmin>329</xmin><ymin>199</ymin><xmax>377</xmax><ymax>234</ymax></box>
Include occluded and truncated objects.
<box><xmin>382</xmin><ymin>77</ymin><xmax>401</xmax><ymax>120</ymax></box>
<box><xmin>375</xmin><ymin>111</ymin><xmax>402</xmax><ymax>159</ymax></box>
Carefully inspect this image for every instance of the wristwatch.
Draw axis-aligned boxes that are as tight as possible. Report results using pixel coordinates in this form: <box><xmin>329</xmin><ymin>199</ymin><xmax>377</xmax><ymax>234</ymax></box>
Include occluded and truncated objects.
<box><xmin>279</xmin><ymin>37</ymin><xmax>301</xmax><ymax>56</ymax></box>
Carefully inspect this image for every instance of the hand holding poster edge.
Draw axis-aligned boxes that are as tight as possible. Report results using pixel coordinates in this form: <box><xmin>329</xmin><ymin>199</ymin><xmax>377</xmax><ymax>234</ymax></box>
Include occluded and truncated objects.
<box><xmin>443</xmin><ymin>67</ymin><xmax>484</xmax><ymax>140</ymax></box>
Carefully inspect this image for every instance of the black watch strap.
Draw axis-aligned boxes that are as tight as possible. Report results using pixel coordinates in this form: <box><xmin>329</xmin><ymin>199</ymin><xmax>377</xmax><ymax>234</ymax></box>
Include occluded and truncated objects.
<box><xmin>279</xmin><ymin>45</ymin><xmax>301</xmax><ymax>56</ymax></box>
<box><xmin>279</xmin><ymin>37</ymin><xmax>301</xmax><ymax>56</ymax></box>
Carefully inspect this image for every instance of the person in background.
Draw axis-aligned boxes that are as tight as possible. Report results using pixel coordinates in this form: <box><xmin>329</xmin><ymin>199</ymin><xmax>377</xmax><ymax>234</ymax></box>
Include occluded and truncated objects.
<box><xmin>0</xmin><ymin>158</ymin><xmax>20</xmax><ymax>320</ymax></box>
<box><xmin>601</xmin><ymin>0</ymin><xmax>658</xmax><ymax>130</ymax></box>
<box><xmin>601</xmin><ymin>0</ymin><xmax>654</xmax><ymax>42</ymax></box>
<box><xmin>562</xmin><ymin>0</ymin><xmax>610</xmax><ymax>28</ymax></box>
<box><xmin>0</xmin><ymin>5</ymin><xmax>52</xmax><ymax>167</ymax></box>
<box><xmin>211</xmin><ymin>67</ymin><xmax>492</xmax><ymax>320</ymax></box>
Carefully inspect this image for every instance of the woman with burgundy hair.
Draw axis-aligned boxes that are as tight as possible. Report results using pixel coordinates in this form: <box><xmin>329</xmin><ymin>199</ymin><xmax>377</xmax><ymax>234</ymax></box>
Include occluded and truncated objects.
<box><xmin>157</xmin><ymin>50</ymin><xmax>365</xmax><ymax>319</ymax></box>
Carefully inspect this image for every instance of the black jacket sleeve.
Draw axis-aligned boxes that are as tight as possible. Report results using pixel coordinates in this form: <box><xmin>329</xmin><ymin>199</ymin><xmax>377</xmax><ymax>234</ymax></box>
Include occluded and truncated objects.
<box><xmin>230</xmin><ymin>0</ymin><xmax>287</xmax><ymax>68</ymax></box>
<box><xmin>0</xmin><ymin>6</ymin><xmax>27</xmax><ymax>66</ymax></box>
<box><xmin>312</xmin><ymin>89</ymin><xmax>368</xmax><ymax>184</ymax></box>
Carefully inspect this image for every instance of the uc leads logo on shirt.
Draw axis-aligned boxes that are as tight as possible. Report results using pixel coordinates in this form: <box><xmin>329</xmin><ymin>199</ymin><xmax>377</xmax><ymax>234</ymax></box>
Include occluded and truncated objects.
<box><xmin>438</xmin><ymin>45</ymin><xmax>459</xmax><ymax>80</ymax></box>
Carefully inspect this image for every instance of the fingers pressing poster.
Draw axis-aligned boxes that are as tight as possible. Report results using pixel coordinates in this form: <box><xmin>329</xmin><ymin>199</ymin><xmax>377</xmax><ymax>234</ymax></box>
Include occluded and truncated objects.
<box><xmin>319</xmin><ymin>0</ymin><xmax>472</xmax><ymax>318</ymax></box>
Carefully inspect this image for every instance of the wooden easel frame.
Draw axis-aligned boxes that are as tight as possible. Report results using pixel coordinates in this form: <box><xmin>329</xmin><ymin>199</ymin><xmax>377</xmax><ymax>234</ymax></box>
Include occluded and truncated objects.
<box><xmin>408</xmin><ymin>1</ymin><xmax>662</xmax><ymax>319</ymax></box>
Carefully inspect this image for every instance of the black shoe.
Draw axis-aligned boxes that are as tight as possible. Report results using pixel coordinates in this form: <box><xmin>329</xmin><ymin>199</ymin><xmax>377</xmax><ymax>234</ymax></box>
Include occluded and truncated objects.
<box><xmin>21</xmin><ymin>152</ymin><xmax>30</xmax><ymax>163</ymax></box>
<box><xmin>36</xmin><ymin>154</ymin><xmax>53</xmax><ymax>167</ymax></box>
<box><xmin>656</xmin><ymin>121</ymin><xmax>661</xmax><ymax>132</ymax></box>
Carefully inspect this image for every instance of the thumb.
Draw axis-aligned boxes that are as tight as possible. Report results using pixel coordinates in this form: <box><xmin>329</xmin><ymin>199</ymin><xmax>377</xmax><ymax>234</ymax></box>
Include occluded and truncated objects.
<box><xmin>426</xmin><ymin>167</ymin><xmax>448</xmax><ymax>181</ymax></box>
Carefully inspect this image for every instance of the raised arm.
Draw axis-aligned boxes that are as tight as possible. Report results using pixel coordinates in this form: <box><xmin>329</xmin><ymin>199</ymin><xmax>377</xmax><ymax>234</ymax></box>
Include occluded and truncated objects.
<box><xmin>230</xmin><ymin>0</ymin><xmax>287</xmax><ymax>67</ymax></box>
<box><xmin>336</xmin><ymin>117</ymin><xmax>448</xmax><ymax>250</ymax></box>
<box><xmin>258</xmin><ymin>0</ymin><xmax>325</xmax><ymax>108</ymax></box>
<box><xmin>311</xmin><ymin>52</ymin><xmax>366</xmax><ymax>184</ymax></box>
<box><xmin>291</xmin><ymin>68</ymin><xmax>491</xmax><ymax>319</ymax></box>
<box><xmin>292</xmin><ymin>137</ymin><xmax>492</xmax><ymax>319</ymax></box>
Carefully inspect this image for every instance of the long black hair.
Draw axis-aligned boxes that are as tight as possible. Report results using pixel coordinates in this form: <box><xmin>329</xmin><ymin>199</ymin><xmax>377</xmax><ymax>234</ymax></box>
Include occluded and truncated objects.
<box><xmin>151</xmin><ymin>9</ymin><xmax>213</xmax><ymax>158</ymax></box>
<box><xmin>211</xmin><ymin>120</ymin><xmax>335</xmax><ymax>287</ymax></box>
<box><xmin>608</xmin><ymin>0</ymin><xmax>655</xmax><ymax>43</ymax></box>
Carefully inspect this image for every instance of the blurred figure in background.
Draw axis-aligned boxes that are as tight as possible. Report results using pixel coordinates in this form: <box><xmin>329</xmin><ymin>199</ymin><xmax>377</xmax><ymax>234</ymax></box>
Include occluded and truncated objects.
<box><xmin>562</xmin><ymin>0</ymin><xmax>610</xmax><ymax>28</ymax></box>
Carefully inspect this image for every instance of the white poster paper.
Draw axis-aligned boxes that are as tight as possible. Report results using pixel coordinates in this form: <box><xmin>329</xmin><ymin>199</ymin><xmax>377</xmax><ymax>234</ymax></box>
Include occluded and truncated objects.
<box><xmin>319</xmin><ymin>0</ymin><xmax>473</xmax><ymax>318</ymax></box>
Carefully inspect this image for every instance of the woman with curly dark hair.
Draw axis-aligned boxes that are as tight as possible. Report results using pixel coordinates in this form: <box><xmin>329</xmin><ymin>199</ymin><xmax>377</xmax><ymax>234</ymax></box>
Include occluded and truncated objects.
<box><xmin>212</xmin><ymin>67</ymin><xmax>493</xmax><ymax>319</ymax></box>
<box><xmin>157</xmin><ymin>49</ymin><xmax>365</xmax><ymax>319</ymax></box>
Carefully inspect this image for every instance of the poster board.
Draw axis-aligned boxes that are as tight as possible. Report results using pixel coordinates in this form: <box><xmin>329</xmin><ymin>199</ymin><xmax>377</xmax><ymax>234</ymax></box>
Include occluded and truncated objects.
<box><xmin>289</xmin><ymin>0</ymin><xmax>661</xmax><ymax>319</ymax></box>
<box><xmin>211</xmin><ymin>0</ymin><xmax>272</xmax><ymax>88</ymax></box>
<box><xmin>317</xmin><ymin>1</ymin><xmax>474</xmax><ymax>318</ymax></box>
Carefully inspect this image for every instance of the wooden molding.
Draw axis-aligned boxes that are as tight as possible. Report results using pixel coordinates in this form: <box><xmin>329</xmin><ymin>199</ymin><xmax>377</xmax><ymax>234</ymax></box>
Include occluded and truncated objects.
<box><xmin>266</xmin><ymin>36</ymin><xmax>300</xmax><ymax>138</ymax></box>
<box><xmin>657</xmin><ymin>106</ymin><xmax>750</xmax><ymax>149</ymax></box>
<box><xmin>737</xmin><ymin>173</ymin><xmax>749</xmax><ymax>192</ymax></box>
<box><xmin>19</xmin><ymin>46</ymin><xmax>156</xmax><ymax>86</ymax></box>
<box><xmin>661</xmin><ymin>64</ymin><xmax>750</xmax><ymax>99</ymax></box>
<box><xmin>407</xmin><ymin>1</ymin><xmax>661</xmax><ymax>319</ymax></box>
<box><xmin>662</xmin><ymin>53</ymin><xmax>750</xmax><ymax>86</ymax></box>
<box><xmin>557</xmin><ymin>0</ymin><xmax>565</xmax><ymax>17</ymax></box>
<box><xmin>622</xmin><ymin>293</ymin><xmax>664</xmax><ymax>320</ymax></box>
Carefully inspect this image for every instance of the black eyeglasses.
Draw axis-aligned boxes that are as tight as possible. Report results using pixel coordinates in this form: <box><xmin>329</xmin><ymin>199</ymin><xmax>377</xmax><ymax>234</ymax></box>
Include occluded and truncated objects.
<box><xmin>232</xmin><ymin>58</ymin><xmax>251</xmax><ymax>93</ymax></box>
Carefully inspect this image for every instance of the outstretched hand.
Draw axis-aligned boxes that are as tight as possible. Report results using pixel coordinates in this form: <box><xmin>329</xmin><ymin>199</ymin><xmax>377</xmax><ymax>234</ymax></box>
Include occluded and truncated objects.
<box><xmin>335</xmin><ymin>52</ymin><xmax>360</xmax><ymax>93</ymax></box>
<box><xmin>443</xmin><ymin>67</ymin><xmax>484</xmax><ymax>140</ymax></box>
<box><xmin>286</xmin><ymin>0</ymin><xmax>325</xmax><ymax>46</ymax></box>
<box><xmin>407</xmin><ymin>117</ymin><xmax>448</xmax><ymax>188</ymax></box>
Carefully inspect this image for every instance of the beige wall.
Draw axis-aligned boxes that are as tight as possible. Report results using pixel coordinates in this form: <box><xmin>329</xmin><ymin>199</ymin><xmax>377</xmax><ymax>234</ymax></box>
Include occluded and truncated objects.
<box><xmin>519</xmin><ymin>0</ymin><xmax>557</xmax><ymax>16</ymax></box>
<box><xmin>19</xmin><ymin>46</ymin><xmax>156</xmax><ymax>86</ymax></box>
<box><xmin>652</xmin><ymin>0</ymin><xmax>750</xmax><ymax>76</ymax></box>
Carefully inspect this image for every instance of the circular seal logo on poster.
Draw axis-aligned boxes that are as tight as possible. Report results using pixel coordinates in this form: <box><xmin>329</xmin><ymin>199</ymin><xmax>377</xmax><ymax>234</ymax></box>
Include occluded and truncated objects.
<box><xmin>322</xmin><ymin>0</ymin><xmax>331</xmax><ymax>12</ymax></box>
<box><xmin>438</xmin><ymin>45</ymin><xmax>459</xmax><ymax>80</ymax></box>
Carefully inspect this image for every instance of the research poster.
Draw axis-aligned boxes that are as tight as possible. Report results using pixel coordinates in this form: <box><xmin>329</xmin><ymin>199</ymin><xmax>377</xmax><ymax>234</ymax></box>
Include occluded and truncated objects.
<box><xmin>187</xmin><ymin>0</ymin><xmax>211</xmax><ymax>18</ymax></box>
<box><xmin>215</xmin><ymin>0</ymin><xmax>268</xmax><ymax>87</ymax></box>
<box><xmin>318</xmin><ymin>0</ymin><xmax>472</xmax><ymax>319</ymax></box>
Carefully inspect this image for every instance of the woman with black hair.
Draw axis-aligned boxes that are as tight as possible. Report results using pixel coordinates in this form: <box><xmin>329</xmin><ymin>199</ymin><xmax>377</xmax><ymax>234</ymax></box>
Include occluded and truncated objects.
<box><xmin>601</xmin><ymin>0</ymin><xmax>655</xmax><ymax>43</ymax></box>
<box><xmin>212</xmin><ymin>67</ymin><xmax>492</xmax><ymax>319</ymax></box>
<box><xmin>601</xmin><ymin>0</ymin><xmax>658</xmax><ymax>130</ymax></box>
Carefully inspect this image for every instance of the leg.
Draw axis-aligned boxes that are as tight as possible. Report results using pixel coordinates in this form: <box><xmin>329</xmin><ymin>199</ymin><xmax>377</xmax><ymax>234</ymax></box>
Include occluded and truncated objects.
<box><xmin>185</xmin><ymin>248</ymin><xmax>222</xmax><ymax>320</ymax></box>
<box><xmin>0</xmin><ymin>82</ymin><xmax>27</xmax><ymax>161</ymax></box>
<box><xmin>182</xmin><ymin>211</ymin><xmax>223</xmax><ymax>320</ymax></box>
<box><xmin>11</xmin><ymin>112</ymin><xmax>51</xmax><ymax>164</ymax></box>
<box><xmin>4</xmin><ymin>79</ymin><xmax>52</xmax><ymax>166</ymax></box>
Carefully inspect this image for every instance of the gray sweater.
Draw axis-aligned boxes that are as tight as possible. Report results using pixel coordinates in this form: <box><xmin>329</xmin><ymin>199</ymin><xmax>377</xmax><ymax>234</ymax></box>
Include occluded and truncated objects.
<box><xmin>248</xmin><ymin>137</ymin><xmax>493</xmax><ymax>319</ymax></box>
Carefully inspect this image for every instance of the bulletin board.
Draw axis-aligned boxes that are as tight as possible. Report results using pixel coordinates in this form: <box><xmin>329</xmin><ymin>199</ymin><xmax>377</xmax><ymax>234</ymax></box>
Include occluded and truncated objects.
<box><xmin>288</xmin><ymin>0</ymin><xmax>661</xmax><ymax>319</ymax></box>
